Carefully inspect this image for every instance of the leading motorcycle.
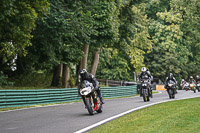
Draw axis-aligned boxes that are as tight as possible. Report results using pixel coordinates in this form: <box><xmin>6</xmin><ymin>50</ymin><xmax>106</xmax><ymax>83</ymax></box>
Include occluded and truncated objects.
<box><xmin>79</xmin><ymin>80</ymin><xmax>102</xmax><ymax>115</ymax></box>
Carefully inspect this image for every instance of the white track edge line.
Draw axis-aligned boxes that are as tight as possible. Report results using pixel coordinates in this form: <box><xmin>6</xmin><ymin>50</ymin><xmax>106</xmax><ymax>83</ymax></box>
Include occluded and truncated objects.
<box><xmin>74</xmin><ymin>95</ymin><xmax>200</xmax><ymax>133</ymax></box>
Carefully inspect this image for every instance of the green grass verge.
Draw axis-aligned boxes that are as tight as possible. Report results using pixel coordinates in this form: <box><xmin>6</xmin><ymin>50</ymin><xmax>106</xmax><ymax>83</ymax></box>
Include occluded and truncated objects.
<box><xmin>89</xmin><ymin>97</ymin><xmax>200</xmax><ymax>133</ymax></box>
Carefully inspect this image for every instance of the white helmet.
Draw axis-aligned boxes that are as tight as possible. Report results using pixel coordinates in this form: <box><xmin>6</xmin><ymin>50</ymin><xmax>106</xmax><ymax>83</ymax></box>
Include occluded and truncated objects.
<box><xmin>141</xmin><ymin>67</ymin><xmax>147</xmax><ymax>72</ymax></box>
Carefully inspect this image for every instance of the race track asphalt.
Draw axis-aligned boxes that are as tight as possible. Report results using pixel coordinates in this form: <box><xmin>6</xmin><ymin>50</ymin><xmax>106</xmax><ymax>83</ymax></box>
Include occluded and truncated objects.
<box><xmin>0</xmin><ymin>90</ymin><xmax>199</xmax><ymax>133</ymax></box>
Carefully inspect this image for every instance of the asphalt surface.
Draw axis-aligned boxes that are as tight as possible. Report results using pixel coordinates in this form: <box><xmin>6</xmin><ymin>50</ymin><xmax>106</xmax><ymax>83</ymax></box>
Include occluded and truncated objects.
<box><xmin>0</xmin><ymin>90</ymin><xmax>199</xmax><ymax>133</ymax></box>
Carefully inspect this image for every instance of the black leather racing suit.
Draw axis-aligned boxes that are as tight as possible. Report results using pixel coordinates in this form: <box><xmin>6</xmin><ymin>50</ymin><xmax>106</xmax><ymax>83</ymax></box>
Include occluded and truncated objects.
<box><xmin>78</xmin><ymin>73</ymin><xmax>102</xmax><ymax>103</ymax></box>
<box><xmin>165</xmin><ymin>77</ymin><xmax>177</xmax><ymax>89</ymax></box>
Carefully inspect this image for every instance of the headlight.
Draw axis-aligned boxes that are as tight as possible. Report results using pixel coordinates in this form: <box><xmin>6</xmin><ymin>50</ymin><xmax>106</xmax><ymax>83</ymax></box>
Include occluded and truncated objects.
<box><xmin>80</xmin><ymin>87</ymin><xmax>92</xmax><ymax>95</ymax></box>
<box><xmin>168</xmin><ymin>84</ymin><xmax>173</xmax><ymax>87</ymax></box>
<box><xmin>142</xmin><ymin>84</ymin><xmax>147</xmax><ymax>86</ymax></box>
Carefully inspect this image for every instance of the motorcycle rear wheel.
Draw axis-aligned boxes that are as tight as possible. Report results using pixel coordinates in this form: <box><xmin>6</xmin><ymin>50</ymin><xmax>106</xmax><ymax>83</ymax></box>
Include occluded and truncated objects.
<box><xmin>96</xmin><ymin>97</ymin><xmax>102</xmax><ymax>113</ymax></box>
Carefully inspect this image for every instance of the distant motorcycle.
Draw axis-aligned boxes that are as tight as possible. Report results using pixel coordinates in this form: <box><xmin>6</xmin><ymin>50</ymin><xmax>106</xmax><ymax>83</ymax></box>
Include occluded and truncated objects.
<box><xmin>196</xmin><ymin>82</ymin><xmax>200</xmax><ymax>92</ymax></box>
<box><xmin>184</xmin><ymin>82</ymin><xmax>190</xmax><ymax>91</ymax></box>
<box><xmin>141</xmin><ymin>79</ymin><xmax>151</xmax><ymax>102</ymax></box>
<box><xmin>79</xmin><ymin>80</ymin><xmax>102</xmax><ymax>115</ymax></box>
<box><xmin>167</xmin><ymin>80</ymin><xmax>176</xmax><ymax>99</ymax></box>
<box><xmin>189</xmin><ymin>82</ymin><xmax>196</xmax><ymax>93</ymax></box>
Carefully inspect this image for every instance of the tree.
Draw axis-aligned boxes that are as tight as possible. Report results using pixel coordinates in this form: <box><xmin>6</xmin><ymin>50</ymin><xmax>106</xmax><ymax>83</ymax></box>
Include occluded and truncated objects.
<box><xmin>117</xmin><ymin>1</ymin><xmax>152</xmax><ymax>72</ymax></box>
<box><xmin>0</xmin><ymin>0</ymin><xmax>49</xmax><ymax>73</ymax></box>
<box><xmin>145</xmin><ymin>7</ymin><xmax>189</xmax><ymax>81</ymax></box>
<box><xmin>16</xmin><ymin>0</ymin><xmax>84</xmax><ymax>87</ymax></box>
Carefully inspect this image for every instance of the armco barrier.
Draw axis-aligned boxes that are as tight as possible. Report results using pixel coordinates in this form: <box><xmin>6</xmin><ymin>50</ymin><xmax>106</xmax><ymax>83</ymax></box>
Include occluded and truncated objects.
<box><xmin>0</xmin><ymin>85</ymin><xmax>137</xmax><ymax>108</ymax></box>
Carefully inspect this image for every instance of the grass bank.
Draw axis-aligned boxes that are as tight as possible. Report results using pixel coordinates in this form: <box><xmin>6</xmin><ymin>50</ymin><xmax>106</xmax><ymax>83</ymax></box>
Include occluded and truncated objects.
<box><xmin>89</xmin><ymin>97</ymin><xmax>200</xmax><ymax>133</ymax></box>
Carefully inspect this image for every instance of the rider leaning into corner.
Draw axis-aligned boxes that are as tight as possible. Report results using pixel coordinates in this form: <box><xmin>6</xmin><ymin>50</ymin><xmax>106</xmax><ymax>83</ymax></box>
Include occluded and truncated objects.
<box><xmin>138</xmin><ymin>67</ymin><xmax>153</xmax><ymax>96</ymax></box>
<box><xmin>78</xmin><ymin>69</ymin><xmax>105</xmax><ymax>105</ymax></box>
<box><xmin>180</xmin><ymin>79</ymin><xmax>186</xmax><ymax>90</ymax></box>
<box><xmin>195</xmin><ymin>75</ymin><xmax>200</xmax><ymax>83</ymax></box>
<box><xmin>189</xmin><ymin>76</ymin><xmax>196</xmax><ymax>84</ymax></box>
<box><xmin>165</xmin><ymin>73</ymin><xmax>178</xmax><ymax>93</ymax></box>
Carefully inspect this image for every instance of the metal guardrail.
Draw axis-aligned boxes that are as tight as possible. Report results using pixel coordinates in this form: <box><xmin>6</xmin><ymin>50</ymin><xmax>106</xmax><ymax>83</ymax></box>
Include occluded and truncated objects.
<box><xmin>0</xmin><ymin>85</ymin><xmax>137</xmax><ymax>108</ymax></box>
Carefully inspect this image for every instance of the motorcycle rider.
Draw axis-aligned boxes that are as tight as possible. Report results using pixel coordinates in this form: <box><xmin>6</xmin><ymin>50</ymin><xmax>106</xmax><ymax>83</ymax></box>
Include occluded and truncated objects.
<box><xmin>138</xmin><ymin>67</ymin><xmax>153</xmax><ymax>96</ymax></box>
<box><xmin>189</xmin><ymin>76</ymin><xmax>196</xmax><ymax>84</ymax></box>
<box><xmin>195</xmin><ymin>75</ymin><xmax>200</xmax><ymax>82</ymax></box>
<box><xmin>180</xmin><ymin>79</ymin><xmax>186</xmax><ymax>90</ymax></box>
<box><xmin>165</xmin><ymin>73</ymin><xmax>177</xmax><ymax>93</ymax></box>
<box><xmin>78</xmin><ymin>69</ymin><xmax>105</xmax><ymax>106</ymax></box>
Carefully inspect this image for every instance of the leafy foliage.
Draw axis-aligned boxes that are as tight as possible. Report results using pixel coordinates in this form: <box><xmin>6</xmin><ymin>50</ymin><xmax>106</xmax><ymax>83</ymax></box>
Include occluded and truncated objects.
<box><xmin>117</xmin><ymin>2</ymin><xmax>152</xmax><ymax>72</ymax></box>
<box><xmin>96</xmin><ymin>48</ymin><xmax>131</xmax><ymax>81</ymax></box>
<box><xmin>0</xmin><ymin>0</ymin><xmax>49</xmax><ymax>71</ymax></box>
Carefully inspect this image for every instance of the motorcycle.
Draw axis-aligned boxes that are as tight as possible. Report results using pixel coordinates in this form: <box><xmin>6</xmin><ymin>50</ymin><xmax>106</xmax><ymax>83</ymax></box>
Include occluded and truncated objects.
<box><xmin>141</xmin><ymin>79</ymin><xmax>151</xmax><ymax>102</ymax></box>
<box><xmin>184</xmin><ymin>82</ymin><xmax>190</xmax><ymax>91</ymax></box>
<box><xmin>167</xmin><ymin>80</ymin><xmax>176</xmax><ymax>99</ymax></box>
<box><xmin>196</xmin><ymin>81</ymin><xmax>200</xmax><ymax>92</ymax></box>
<box><xmin>79</xmin><ymin>80</ymin><xmax>102</xmax><ymax>115</ymax></box>
<box><xmin>189</xmin><ymin>82</ymin><xmax>196</xmax><ymax>93</ymax></box>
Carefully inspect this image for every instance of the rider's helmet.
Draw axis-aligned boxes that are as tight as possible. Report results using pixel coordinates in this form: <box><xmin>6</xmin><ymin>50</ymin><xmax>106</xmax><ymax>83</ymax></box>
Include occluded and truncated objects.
<box><xmin>141</xmin><ymin>67</ymin><xmax>147</xmax><ymax>73</ymax></box>
<box><xmin>196</xmin><ymin>75</ymin><xmax>199</xmax><ymax>79</ymax></box>
<box><xmin>169</xmin><ymin>73</ymin><xmax>173</xmax><ymax>79</ymax></box>
<box><xmin>80</xmin><ymin>69</ymin><xmax>89</xmax><ymax>79</ymax></box>
<box><xmin>190</xmin><ymin>76</ymin><xmax>193</xmax><ymax>79</ymax></box>
<box><xmin>181</xmin><ymin>79</ymin><xmax>184</xmax><ymax>82</ymax></box>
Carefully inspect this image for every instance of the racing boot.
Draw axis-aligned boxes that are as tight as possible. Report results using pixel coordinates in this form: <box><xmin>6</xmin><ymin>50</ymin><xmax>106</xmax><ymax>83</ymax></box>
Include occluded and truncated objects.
<box><xmin>99</xmin><ymin>94</ymin><xmax>105</xmax><ymax>104</ymax></box>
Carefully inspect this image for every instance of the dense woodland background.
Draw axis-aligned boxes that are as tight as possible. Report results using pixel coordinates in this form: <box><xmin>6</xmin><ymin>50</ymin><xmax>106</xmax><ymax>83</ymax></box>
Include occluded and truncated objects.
<box><xmin>0</xmin><ymin>0</ymin><xmax>200</xmax><ymax>88</ymax></box>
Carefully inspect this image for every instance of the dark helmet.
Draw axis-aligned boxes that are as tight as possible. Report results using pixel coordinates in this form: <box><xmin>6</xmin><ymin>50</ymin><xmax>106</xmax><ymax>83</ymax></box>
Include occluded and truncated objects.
<box><xmin>169</xmin><ymin>73</ymin><xmax>173</xmax><ymax>79</ymax></box>
<box><xmin>80</xmin><ymin>69</ymin><xmax>89</xmax><ymax>79</ymax></box>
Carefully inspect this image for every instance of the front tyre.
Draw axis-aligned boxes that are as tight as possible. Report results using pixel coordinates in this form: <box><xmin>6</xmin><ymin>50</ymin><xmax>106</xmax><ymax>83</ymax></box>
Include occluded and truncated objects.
<box><xmin>168</xmin><ymin>89</ymin><xmax>172</xmax><ymax>99</ymax></box>
<box><xmin>172</xmin><ymin>89</ymin><xmax>175</xmax><ymax>98</ymax></box>
<box><xmin>194</xmin><ymin>88</ymin><xmax>196</xmax><ymax>93</ymax></box>
<box><xmin>85</xmin><ymin>98</ymin><xmax>94</xmax><ymax>115</ymax></box>
<box><xmin>143</xmin><ymin>89</ymin><xmax>147</xmax><ymax>102</ymax></box>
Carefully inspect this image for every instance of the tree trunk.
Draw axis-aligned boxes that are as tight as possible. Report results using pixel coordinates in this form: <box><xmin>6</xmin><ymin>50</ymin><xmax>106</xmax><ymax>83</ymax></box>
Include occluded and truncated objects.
<box><xmin>59</xmin><ymin>63</ymin><xmax>63</xmax><ymax>77</ymax></box>
<box><xmin>51</xmin><ymin>64</ymin><xmax>62</xmax><ymax>87</ymax></box>
<box><xmin>0</xmin><ymin>55</ymin><xmax>4</xmax><ymax>71</ymax></box>
<box><xmin>79</xmin><ymin>44</ymin><xmax>89</xmax><ymax>71</ymax></box>
<box><xmin>91</xmin><ymin>49</ymin><xmax>100</xmax><ymax>76</ymax></box>
<box><xmin>62</xmin><ymin>64</ymin><xmax>70</xmax><ymax>88</ymax></box>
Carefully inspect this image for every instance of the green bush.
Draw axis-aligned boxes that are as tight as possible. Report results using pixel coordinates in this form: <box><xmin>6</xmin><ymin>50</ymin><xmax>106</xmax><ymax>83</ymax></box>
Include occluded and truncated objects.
<box><xmin>0</xmin><ymin>71</ymin><xmax>14</xmax><ymax>87</ymax></box>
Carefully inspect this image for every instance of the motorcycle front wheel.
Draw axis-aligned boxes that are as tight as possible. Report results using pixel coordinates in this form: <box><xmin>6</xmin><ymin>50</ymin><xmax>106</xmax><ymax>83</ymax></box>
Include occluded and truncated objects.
<box><xmin>172</xmin><ymin>89</ymin><xmax>175</xmax><ymax>98</ymax></box>
<box><xmin>143</xmin><ymin>89</ymin><xmax>149</xmax><ymax>102</ymax></box>
<box><xmin>168</xmin><ymin>89</ymin><xmax>172</xmax><ymax>99</ymax></box>
<box><xmin>193</xmin><ymin>88</ymin><xmax>196</xmax><ymax>93</ymax></box>
<box><xmin>85</xmin><ymin>98</ymin><xmax>94</xmax><ymax>115</ymax></box>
